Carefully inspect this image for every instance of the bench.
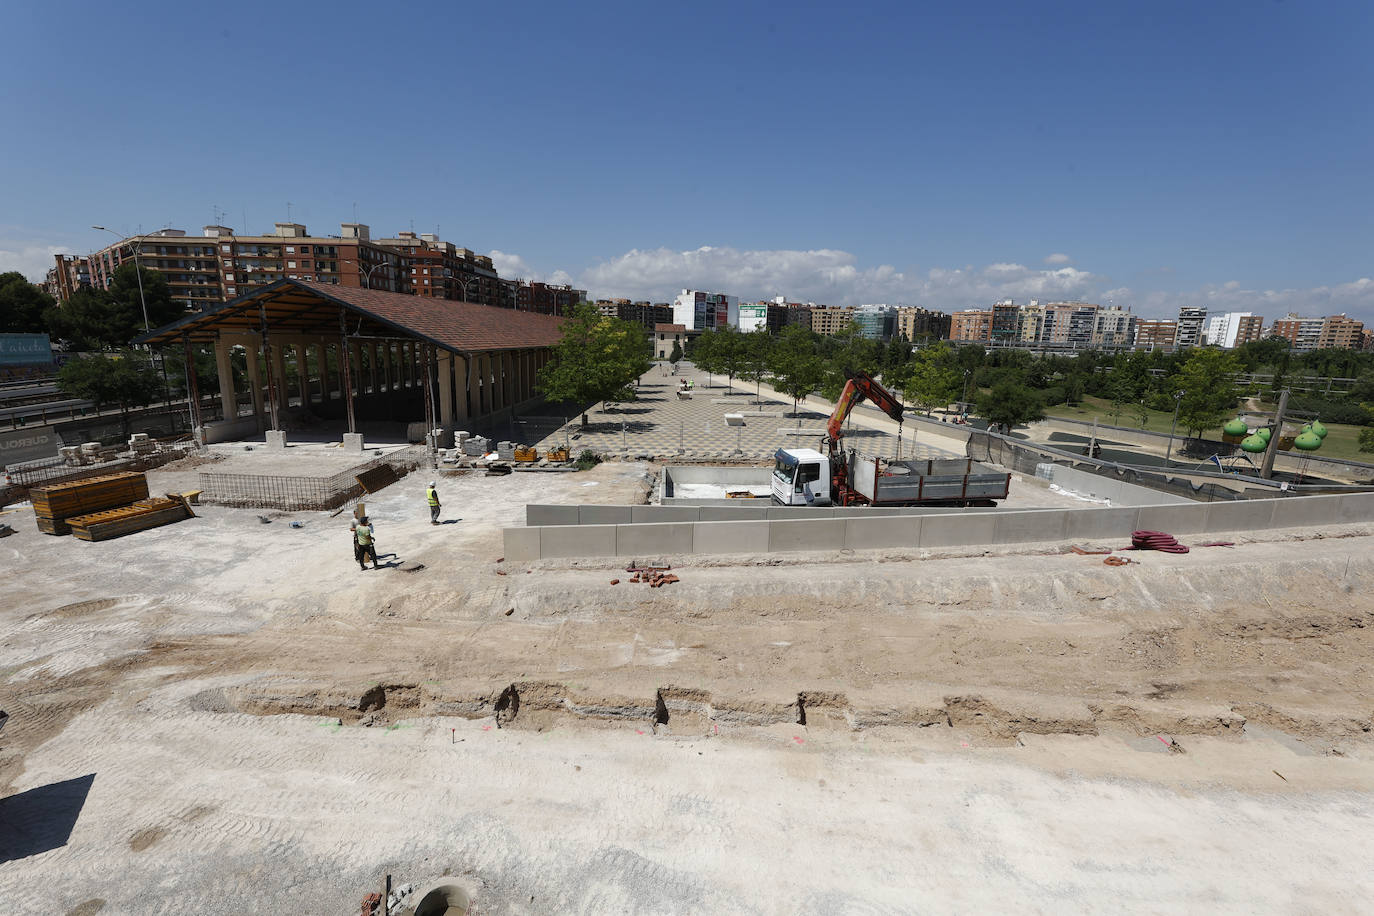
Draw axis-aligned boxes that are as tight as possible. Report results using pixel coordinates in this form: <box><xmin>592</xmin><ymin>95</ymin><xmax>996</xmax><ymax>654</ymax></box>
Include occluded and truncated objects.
<box><xmin>724</xmin><ymin>413</ymin><xmax>745</xmax><ymax>426</ymax></box>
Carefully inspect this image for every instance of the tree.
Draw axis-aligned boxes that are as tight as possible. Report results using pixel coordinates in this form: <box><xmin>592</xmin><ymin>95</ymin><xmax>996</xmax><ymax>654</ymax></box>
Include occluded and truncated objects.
<box><xmin>45</xmin><ymin>263</ymin><xmax>182</xmax><ymax>350</ymax></box>
<box><xmin>820</xmin><ymin>325</ymin><xmax>881</xmax><ymax>400</ymax></box>
<box><xmin>975</xmin><ymin>381</ymin><xmax>1045</xmax><ymax>434</ymax></box>
<box><xmin>738</xmin><ymin>329</ymin><xmax>774</xmax><ymax>404</ymax></box>
<box><xmin>1359</xmin><ymin>428</ymin><xmax>1374</xmax><ymax>454</ymax></box>
<box><xmin>57</xmin><ymin>350</ymin><xmax>163</xmax><ymax>437</ymax></box>
<box><xmin>1173</xmin><ymin>348</ymin><xmax>1242</xmax><ymax>437</ymax></box>
<box><xmin>668</xmin><ymin>340</ymin><xmax>683</xmax><ymax>365</ymax></box>
<box><xmin>535</xmin><ymin>303</ymin><xmax>651</xmax><ymax>425</ymax></box>
<box><xmin>0</xmin><ymin>271</ymin><xmax>52</xmax><ymax>334</ymax></box>
<box><xmin>892</xmin><ymin>343</ymin><xmax>961</xmax><ymax>414</ymax></box>
<box><xmin>767</xmin><ymin>325</ymin><xmax>827</xmax><ymax>416</ymax></box>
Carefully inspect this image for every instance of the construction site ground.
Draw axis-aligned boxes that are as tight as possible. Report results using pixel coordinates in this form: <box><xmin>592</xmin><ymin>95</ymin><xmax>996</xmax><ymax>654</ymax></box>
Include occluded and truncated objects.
<box><xmin>2</xmin><ymin>457</ymin><xmax>1373</xmax><ymax>914</ymax></box>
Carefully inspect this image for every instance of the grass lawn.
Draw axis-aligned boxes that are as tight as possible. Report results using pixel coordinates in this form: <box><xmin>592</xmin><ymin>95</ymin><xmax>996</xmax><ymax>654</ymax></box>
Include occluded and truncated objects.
<box><xmin>1044</xmin><ymin>395</ymin><xmax>1373</xmax><ymax>462</ymax></box>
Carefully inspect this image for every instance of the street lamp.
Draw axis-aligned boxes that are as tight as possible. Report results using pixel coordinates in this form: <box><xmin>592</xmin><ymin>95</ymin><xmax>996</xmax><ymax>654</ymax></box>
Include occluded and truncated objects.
<box><xmin>453</xmin><ymin>272</ymin><xmax>479</xmax><ymax>303</ymax></box>
<box><xmin>92</xmin><ymin>225</ymin><xmax>149</xmax><ymax>331</ymax></box>
<box><xmin>342</xmin><ymin>258</ymin><xmax>397</xmax><ymax>291</ymax></box>
<box><xmin>1164</xmin><ymin>389</ymin><xmax>1185</xmax><ymax>466</ymax></box>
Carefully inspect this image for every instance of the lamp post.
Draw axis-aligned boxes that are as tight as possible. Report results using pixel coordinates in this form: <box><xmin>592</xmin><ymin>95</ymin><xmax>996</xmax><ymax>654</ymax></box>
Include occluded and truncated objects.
<box><xmin>92</xmin><ymin>225</ymin><xmax>149</xmax><ymax>332</ymax></box>
<box><xmin>342</xmin><ymin>258</ymin><xmax>396</xmax><ymax>291</ymax></box>
<box><xmin>1164</xmin><ymin>389</ymin><xmax>1185</xmax><ymax>466</ymax></box>
<box><xmin>453</xmin><ymin>272</ymin><xmax>479</xmax><ymax>303</ymax></box>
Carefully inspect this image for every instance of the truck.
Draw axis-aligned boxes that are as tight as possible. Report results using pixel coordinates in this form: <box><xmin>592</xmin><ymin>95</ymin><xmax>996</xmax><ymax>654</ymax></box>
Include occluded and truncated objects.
<box><xmin>770</xmin><ymin>371</ymin><xmax>1011</xmax><ymax>507</ymax></box>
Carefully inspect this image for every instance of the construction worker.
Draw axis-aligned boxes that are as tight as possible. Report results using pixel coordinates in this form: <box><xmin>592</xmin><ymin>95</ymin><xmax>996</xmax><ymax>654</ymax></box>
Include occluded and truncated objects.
<box><xmin>426</xmin><ymin>481</ymin><xmax>441</xmax><ymax>524</ymax></box>
<box><xmin>354</xmin><ymin>516</ymin><xmax>379</xmax><ymax>570</ymax></box>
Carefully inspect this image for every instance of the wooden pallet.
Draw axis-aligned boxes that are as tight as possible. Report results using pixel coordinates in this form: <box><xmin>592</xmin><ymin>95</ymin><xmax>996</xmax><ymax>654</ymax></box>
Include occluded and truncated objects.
<box><xmin>67</xmin><ymin>496</ymin><xmax>192</xmax><ymax>542</ymax></box>
<box><xmin>31</xmin><ymin>472</ymin><xmax>150</xmax><ymax>533</ymax></box>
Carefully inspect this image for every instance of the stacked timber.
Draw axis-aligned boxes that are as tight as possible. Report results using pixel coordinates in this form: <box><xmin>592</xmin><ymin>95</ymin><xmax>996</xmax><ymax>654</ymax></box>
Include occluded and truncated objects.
<box><xmin>32</xmin><ymin>472</ymin><xmax>150</xmax><ymax>535</ymax></box>
<box><xmin>66</xmin><ymin>496</ymin><xmax>194</xmax><ymax>542</ymax></box>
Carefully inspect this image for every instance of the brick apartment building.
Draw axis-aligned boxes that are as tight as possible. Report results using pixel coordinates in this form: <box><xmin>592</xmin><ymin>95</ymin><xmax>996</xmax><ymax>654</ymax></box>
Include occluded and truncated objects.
<box><xmin>1133</xmin><ymin>319</ymin><xmax>1178</xmax><ymax>351</ymax></box>
<box><xmin>515</xmin><ymin>281</ymin><xmax>586</xmax><ymax>316</ymax></box>
<box><xmin>1270</xmin><ymin>314</ymin><xmax>1326</xmax><ymax>352</ymax></box>
<box><xmin>1316</xmin><ymin>314</ymin><xmax>1366</xmax><ymax>350</ymax></box>
<box><xmin>949</xmin><ymin>309</ymin><xmax>992</xmax><ymax>342</ymax></box>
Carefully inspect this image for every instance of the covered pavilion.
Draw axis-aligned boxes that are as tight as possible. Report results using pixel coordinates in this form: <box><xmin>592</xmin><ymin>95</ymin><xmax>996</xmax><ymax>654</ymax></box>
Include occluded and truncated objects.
<box><xmin>136</xmin><ymin>279</ymin><xmax>564</xmax><ymax>447</ymax></box>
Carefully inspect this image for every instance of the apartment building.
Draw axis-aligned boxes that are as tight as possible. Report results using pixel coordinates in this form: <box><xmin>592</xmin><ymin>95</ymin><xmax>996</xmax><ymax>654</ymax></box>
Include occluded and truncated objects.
<box><xmin>895</xmin><ymin>306</ymin><xmax>950</xmax><ymax>341</ymax></box>
<box><xmin>515</xmin><ymin>281</ymin><xmax>585</xmax><ymax>316</ymax></box>
<box><xmin>1091</xmin><ymin>306</ymin><xmax>1137</xmax><ymax>347</ymax></box>
<box><xmin>1174</xmin><ymin>307</ymin><xmax>1207</xmax><ymax>349</ymax></box>
<box><xmin>990</xmin><ymin>300</ymin><xmax>1021</xmax><ymax>343</ymax></box>
<box><xmin>1017</xmin><ymin>302</ymin><xmax>1045</xmax><ymax>343</ymax></box>
<box><xmin>1134</xmin><ymin>319</ymin><xmax>1178</xmax><ymax>351</ymax></box>
<box><xmin>1039</xmin><ymin>302</ymin><xmax>1099</xmax><ymax>348</ymax></box>
<box><xmin>672</xmin><ymin>289</ymin><xmax>739</xmax><ymax>331</ymax></box>
<box><xmin>809</xmin><ymin>305</ymin><xmax>855</xmax><ymax>336</ymax></box>
<box><xmin>596</xmin><ymin>300</ymin><xmax>673</xmax><ymax>331</ymax></box>
<box><xmin>88</xmin><ymin>228</ymin><xmax>226</xmax><ymax>311</ymax></box>
<box><xmin>1235</xmin><ymin>315</ymin><xmax>1265</xmax><ymax>346</ymax></box>
<box><xmin>376</xmin><ymin>231</ymin><xmax>504</xmax><ymax>307</ymax></box>
<box><xmin>44</xmin><ymin>254</ymin><xmax>91</xmax><ymax>301</ymax></box>
<box><xmin>949</xmin><ymin>309</ymin><xmax>992</xmax><ymax>342</ymax></box>
<box><xmin>1270</xmin><ymin>314</ymin><xmax>1326</xmax><ymax>352</ymax></box>
<box><xmin>1316</xmin><ymin>314</ymin><xmax>1366</xmax><ymax>350</ymax></box>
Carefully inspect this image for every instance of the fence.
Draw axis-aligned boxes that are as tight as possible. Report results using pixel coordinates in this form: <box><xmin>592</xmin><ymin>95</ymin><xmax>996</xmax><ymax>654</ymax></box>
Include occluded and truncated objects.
<box><xmin>2</xmin><ymin>438</ymin><xmax>200</xmax><ymax>504</ymax></box>
<box><xmin>198</xmin><ymin>445</ymin><xmax>427</xmax><ymax>511</ymax></box>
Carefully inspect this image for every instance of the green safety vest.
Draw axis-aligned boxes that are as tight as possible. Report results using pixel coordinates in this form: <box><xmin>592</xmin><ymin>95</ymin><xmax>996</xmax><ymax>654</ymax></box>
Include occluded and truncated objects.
<box><xmin>355</xmin><ymin>525</ymin><xmax>373</xmax><ymax>547</ymax></box>
<box><xmin>426</xmin><ymin>487</ymin><xmax>439</xmax><ymax>507</ymax></box>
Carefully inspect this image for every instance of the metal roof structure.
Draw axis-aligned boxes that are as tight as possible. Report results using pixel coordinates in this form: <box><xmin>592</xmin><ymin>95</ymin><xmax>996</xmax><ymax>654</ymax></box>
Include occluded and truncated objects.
<box><xmin>135</xmin><ymin>279</ymin><xmax>565</xmax><ymax>354</ymax></box>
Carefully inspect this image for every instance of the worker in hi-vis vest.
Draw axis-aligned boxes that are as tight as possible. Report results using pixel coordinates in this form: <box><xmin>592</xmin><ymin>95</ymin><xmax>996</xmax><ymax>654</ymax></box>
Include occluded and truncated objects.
<box><xmin>354</xmin><ymin>516</ymin><xmax>379</xmax><ymax>570</ymax></box>
<box><xmin>426</xmin><ymin>482</ymin><xmax>441</xmax><ymax>525</ymax></box>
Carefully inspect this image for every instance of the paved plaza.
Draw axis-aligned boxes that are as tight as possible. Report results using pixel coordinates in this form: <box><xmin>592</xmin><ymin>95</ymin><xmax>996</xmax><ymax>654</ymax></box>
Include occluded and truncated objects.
<box><xmin>526</xmin><ymin>362</ymin><xmax>961</xmax><ymax>461</ymax></box>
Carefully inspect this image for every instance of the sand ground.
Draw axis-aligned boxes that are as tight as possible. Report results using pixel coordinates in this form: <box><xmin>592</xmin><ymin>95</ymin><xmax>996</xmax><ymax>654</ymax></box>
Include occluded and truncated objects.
<box><xmin>1</xmin><ymin>459</ymin><xmax>1372</xmax><ymax>914</ymax></box>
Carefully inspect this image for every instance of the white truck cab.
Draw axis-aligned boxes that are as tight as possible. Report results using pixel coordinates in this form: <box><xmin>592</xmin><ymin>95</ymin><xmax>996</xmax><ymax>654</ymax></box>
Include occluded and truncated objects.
<box><xmin>771</xmin><ymin>447</ymin><xmax>831</xmax><ymax>506</ymax></box>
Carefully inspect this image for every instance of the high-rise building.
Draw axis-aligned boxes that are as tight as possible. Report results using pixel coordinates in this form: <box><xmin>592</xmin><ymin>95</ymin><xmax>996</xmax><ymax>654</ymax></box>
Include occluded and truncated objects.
<box><xmin>515</xmin><ymin>281</ymin><xmax>585</xmax><ymax>316</ymax></box>
<box><xmin>1134</xmin><ymin>320</ymin><xmax>1178</xmax><ymax>351</ymax></box>
<box><xmin>1017</xmin><ymin>302</ymin><xmax>1045</xmax><ymax>343</ymax></box>
<box><xmin>88</xmin><ymin>228</ymin><xmax>228</xmax><ymax>311</ymax></box>
<box><xmin>1202</xmin><ymin>311</ymin><xmax>1265</xmax><ymax>348</ymax></box>
<box><xmin>1091</xmin><ymin>306</ymin><xmax>1137</xmax><ymax>347</ymax></box>
<box><xmin>1270</xmin><ymin>313</ymin><xmax>1326</xmax><ymax>352</ymax></box>
<box><xmin>672</xmin><ymin>289</ymin><xmax>739</xmax><ymax>331</ymax></box>
<box><xmin>990</xmin><ymin>300</ymin><xmax>1021</xmax><ymax>343</ymax></box>
<box><xmin>376</xmin><ymin>232</ymin><xmax>504</xmax><ymax>306</ymax></box>
<box><xmin>810</xmin><ymin>305</ymin><xmax>855</xmax><ymax>336</ymax></box>
<box><xmin>1174</xmin><ymin>307</ymin><xmax>1207</xmax><ymax>349</ymax></box>
<box><xmin>1316</xmin><ymin>314</ymin><xmax>1366</xmax><ymax>350</ymax></box>
<box><xmin>894</xmin><ymin>306</ymin><xmax>950</xmax><ymax>341</ymax></box>
<box><xmin>852</xmin><ymin>304</ymin><xmax>897</xmax><ymax>340</ymax></box>
<box><xmin>949</xmin><ymin>309</ymin><xmax>992</xmax><ymax>342</ymax></box>
<box><xmin>1235</xmin><ymin>315</ymin><xmax>1265</xmax><ymax>346</ymax></box>
<box><xmin>44</xmin><ymin>254</ymin><xmax>91</xmax><ymax>301</ymax></box>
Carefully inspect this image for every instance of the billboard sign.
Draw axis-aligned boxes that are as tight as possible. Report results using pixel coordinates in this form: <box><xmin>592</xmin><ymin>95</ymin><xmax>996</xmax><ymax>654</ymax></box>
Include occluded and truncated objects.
<box><xmin>0</xmin><ymin>333</ymin><xmax>54</xmax><ymax>366</ymax></box>
<box><xmin>739</xmin><ymin>304</ymin><xmax>767</xmax><ymax>331</ymax></box>
<box><xmin>0</xmin><ymin>425</ymin><xmax>58</xmax><ymax>468</ymax></box>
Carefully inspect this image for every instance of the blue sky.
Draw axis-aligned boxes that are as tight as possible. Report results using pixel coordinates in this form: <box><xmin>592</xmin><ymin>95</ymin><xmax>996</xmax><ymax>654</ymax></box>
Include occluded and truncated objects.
<box><xmin>2</xmin><ymin>0</ymin><xmax>1371</xmax><ymax>321</ymax></box>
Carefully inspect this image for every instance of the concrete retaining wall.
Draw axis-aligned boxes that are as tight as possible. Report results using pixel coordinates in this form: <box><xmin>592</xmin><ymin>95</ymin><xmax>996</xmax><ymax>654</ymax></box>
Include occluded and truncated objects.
<box><xmin>526</xmin><ymin>502</ymin><xmax>1073</xmax><ymax>526</ymax></box>
<box><xmin>1034</xmin><ymin>463</ymin><xmax>1194</xmax><ymax>506</ymax></box>
<box><xmin>505</xmin><ymin>491</ymin><xmax>1374</xmax><ymax>562</ymax></box>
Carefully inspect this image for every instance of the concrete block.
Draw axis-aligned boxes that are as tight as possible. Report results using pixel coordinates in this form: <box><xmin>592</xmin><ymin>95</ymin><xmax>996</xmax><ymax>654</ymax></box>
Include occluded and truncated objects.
<box><xmin>1270</xmin><ymin>495</ymin><xmax>1343</xmax><ymax>529</ymax></box>
<box><xmin>540</xmin><ymin>524</ymin><xmax>617</xmax><ymax>559</ymax></box>
<box><xmin>766</xmin><ymin>507</ymin><xmax>834</xmax><ymax>520</ymax></box>
<box><xmin>993</xmin><ymin>510</ymin><xmax>1068</xmax><ymax>545</ymax></box>
<box><xmin>265</xmin><ymin>429</ymin><xmax>288</xmax><ymax>450</ymax></box>
<box><xmin>843</xmin><ymin>515</ymin><xmax>923</xmax><ymax>550</ymax></box>
<box><xmin>699</xmin><ymin>505</ymin><xmax>771</xmax><ymax>521</ymax></box>
<box><xmin>342</xmin><ymin>433</ymin><xmax>365</xmax><ymax>453</ymax></box>
<box><xmin>692</xmin><ymin>520</ymin><xmax>770</xmax><ymax>555</ymax></box>
<box><xmin>1337</xmin><ymin>491</ymin><xmax>1374</xmax><ymax>523</ymax></box>
<box><xmin>526</xmin><ymin>504</ymin><xmax>577</xmax><ymax>526</ymax></box>
<box><xmin>1062</xmin><ymin>507</ymin><xmax>1141</xmax><ymax>541</ymax></box>
<box><xmin>579</xmin><ymin>505</ymin><xmax>633</xmax><ymax>525</ymax></box>
<box><xmin>631</xmin><ymin>505</ymin><xmax>701</xmax><ymax>523</ymax></box>
<box><xmin>617</xmin><ymin>522</ymin><xmax>695</xmax><ymax>556</ymax></box>
<box><xmin>502</xmin><ymin>526</ymin><xmax>541</xmax><ymax>562</ymax></box>
<box><xmin>918</xmin><ymin>513</ymin><xmax>997</xmax><ymax>548</ymax></box>
<box><xmin>1202</xmin><ymin>500</ymin><xmax>1277</xmax><ymax>533</ymax></box>
<box><xmin>768</xmin><ymin>518</ymin><xmax>846</xmax><ymax>552</ymax></box>
<box><xmin>1134</xmin><ymin>504</ymin><xmax>1209</xmax><ymax>535</ymax></box>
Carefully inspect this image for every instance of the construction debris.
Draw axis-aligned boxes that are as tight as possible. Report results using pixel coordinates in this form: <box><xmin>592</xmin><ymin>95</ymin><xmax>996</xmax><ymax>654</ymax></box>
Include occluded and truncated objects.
<box><xmin>1126</xmin><ymin>530</ymin><xmax>1190</xmax><ymax>554</ymax></box>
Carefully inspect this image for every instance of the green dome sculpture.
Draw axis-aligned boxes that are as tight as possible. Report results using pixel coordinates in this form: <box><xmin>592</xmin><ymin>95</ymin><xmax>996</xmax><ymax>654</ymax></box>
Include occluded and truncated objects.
<box><xmin>1240</xmin><ymin>434</ymin><xmax>1268</xmax><ymax>453</ymax></box>
<box><xmin>1310</xmin><ymin>420</ymin><xmax>1328</xmax><ymax>439</ymax></box>
<box><xmin>1257</xmin><ymin>427</ymin><xmax>1271</xmax><ymax>442</ymax></box>
<box><xmin>1293</xmin><ymin>431</ymin><xmax>1322</xmax><ymax>451</ymax></box>
<box><xmin>1223</xmin><ymin>418</ymin><xmax>1248</xmax><ymax>436</ymax></box>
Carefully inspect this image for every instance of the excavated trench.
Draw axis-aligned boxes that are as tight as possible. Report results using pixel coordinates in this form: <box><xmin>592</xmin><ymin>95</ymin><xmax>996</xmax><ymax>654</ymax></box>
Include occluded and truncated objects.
<box><xmin>220</xmin><ymin>679</ymin><xmax>1373</xmax><ymax>743</ymax></box>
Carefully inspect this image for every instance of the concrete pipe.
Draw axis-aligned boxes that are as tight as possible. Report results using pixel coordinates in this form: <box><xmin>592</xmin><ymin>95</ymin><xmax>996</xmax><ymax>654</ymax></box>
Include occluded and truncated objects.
<box><xmin>412</xmin><ymin>881</ymin><xmax>471</xmax><ymax>916</ymax></box>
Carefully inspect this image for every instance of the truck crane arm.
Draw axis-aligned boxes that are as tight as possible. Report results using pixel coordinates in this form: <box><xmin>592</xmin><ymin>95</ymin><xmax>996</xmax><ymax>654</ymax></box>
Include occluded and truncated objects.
<box><xmin>825</xmin><ymin>370</ymin><xmax>904</xmax><ymax>442</ymax></box>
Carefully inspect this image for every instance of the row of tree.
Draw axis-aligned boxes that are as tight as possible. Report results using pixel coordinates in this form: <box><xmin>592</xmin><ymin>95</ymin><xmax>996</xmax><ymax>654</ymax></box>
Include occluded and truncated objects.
<box><xmin>1</xmin><ymin>265</ymin><xmax>184</xmax><ymax>349</ymax></box>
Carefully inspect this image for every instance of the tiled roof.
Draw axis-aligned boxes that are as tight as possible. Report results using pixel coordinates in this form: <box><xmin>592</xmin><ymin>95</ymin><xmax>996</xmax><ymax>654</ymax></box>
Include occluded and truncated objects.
<box><xmin>655</xmin><ymin>323</ymin><xmax>687</xmax><ymax>333</ymax></box>
<box><xmin>323</xmin><ymin>284</ymin><xmax>566</xmax><ymax>352</ymax></box>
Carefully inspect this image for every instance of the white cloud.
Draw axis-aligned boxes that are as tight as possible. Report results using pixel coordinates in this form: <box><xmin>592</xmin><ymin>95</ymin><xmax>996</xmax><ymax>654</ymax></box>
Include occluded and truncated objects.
<box><xmin>1105</xmin><ymin>278</ymin><xmax>1374</xmax><ymax>322</ymax></box>
<box><xmin>487</xmin><ymin>249</ymin><xmax>536</xmax><ymax>281</ymax></box>
<box><xmin>1044</xmin><ymin>253</ymin><xmax>1072</xmax><ymax>265</ymax></box>
<box><xmin>0</xmin><ymin>243</ymin><xmax>70</xmax><ymax>282</ymax></box>
<box><xmin>578</xmin><ymin>245</ymin><xmax>1102</xmax><ymax>309</ymax></box>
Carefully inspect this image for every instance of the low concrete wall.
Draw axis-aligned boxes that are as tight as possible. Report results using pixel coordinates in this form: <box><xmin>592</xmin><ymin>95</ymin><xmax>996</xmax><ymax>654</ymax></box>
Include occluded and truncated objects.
<box><xmin>1034</xmin><ymin>463</ymin><xmax>1193</xmax><ymax>506</ymax></box>
<box><xmin>505</xmin><ymin>491</ymin><xmax>1374</xmax><ymax>561</ymax></box>
<box><xmin>201</xmin><ymin>416</ymin><xmax>261</xmax><ymax>444</ymax></box>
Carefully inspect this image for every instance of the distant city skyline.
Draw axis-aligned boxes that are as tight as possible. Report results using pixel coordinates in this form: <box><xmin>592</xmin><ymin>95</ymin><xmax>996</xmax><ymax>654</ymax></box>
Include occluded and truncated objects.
<box><xmin>2</xmin><ymin>1</ymin><xmax>1371</xmax><ymax>322</ymax></box>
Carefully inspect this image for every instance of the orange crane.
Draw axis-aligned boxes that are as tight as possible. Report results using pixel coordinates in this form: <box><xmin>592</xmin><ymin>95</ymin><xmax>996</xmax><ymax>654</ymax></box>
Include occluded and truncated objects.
<box><xmin>823</xmin><ymin>371</ymin><xmax>906</xmax><ymax>505</ymax></box>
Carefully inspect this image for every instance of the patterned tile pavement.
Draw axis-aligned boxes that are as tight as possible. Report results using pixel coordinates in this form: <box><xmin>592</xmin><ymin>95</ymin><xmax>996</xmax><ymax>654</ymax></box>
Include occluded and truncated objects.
<box><xmin>523</xmin><ymin>362</ymin><xmax>960</xmax><ymax>462</ymax></box>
